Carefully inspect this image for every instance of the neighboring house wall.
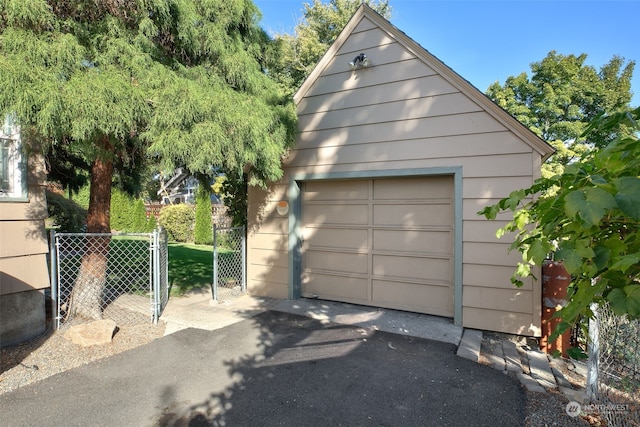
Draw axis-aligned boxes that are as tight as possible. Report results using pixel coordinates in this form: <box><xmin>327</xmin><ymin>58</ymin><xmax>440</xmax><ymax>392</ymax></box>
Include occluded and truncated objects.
<box><xmin>247</xmin><ymin>6</ymin><xmax>553</xmax><ymax>336</ymax></box>
<box><xmin>0</xmin><ymin>124</ymin><xmax>49</xmax><ymax>347</ymax></box>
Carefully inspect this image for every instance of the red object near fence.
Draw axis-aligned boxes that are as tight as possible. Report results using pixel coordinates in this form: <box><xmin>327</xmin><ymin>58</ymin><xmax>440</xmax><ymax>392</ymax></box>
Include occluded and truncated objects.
<box><xmin>541</xmin><ymin>260</ymin><xmax>572</xmax><ymax>357</ymax></box>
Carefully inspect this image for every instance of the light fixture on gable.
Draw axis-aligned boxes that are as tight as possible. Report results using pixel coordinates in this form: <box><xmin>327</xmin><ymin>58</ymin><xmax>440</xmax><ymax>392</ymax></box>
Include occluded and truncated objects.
<box><xmin>348</xmin><ymin>53</ymin><xmax>371</xmax><ymax>70</ymax></box>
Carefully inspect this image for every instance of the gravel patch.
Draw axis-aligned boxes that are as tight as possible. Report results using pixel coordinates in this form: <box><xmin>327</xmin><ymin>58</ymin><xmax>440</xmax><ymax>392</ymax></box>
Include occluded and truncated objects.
<box><xmin>1</xmin><ymin>320</ymin><xmax>165</xmax><ymax>395</ymax></box>
<box><xmin>524</xmin><ymin>388</ymin><xmax>591</xmax><ymax>426</ymax></box>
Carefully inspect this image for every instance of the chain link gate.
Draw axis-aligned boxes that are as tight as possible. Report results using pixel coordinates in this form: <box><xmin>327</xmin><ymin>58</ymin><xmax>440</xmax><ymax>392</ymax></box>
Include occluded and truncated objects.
<box><xmin>212</xmin><ymin>225</ymin><xmax>246</xmax><ymax>302</ymax></box>
<box><xmin>50</xmin><ymin>229</ymin><xmax>168</xmax><ymax>329</ymax></box>
<box><xmin>586</xmin><ymin>303</ymin><xmax>640</xmax><ymax>425</ymax></box>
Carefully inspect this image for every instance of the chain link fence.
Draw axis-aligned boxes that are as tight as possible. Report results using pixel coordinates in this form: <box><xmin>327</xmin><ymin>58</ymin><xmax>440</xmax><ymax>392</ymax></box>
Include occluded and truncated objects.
<box><xmin>50</xmin><ymin>229</ymin><xmax>168</xmax><ymax>329</ymax></box>
<box><xmin>212</xmin><ymin>225</ymin><xmax>245</xmax><ymax>302</ymax></box>
<box><xmin>586</xmin><ymin>303</ymin><xmax>640</xmax><ymax>425</ymax></box>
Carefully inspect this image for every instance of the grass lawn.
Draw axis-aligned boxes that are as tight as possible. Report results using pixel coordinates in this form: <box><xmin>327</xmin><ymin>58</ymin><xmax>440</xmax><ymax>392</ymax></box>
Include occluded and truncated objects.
<box><xmin>167</xmin><ymin>242</ymin><xmax>215</xmax><ymax>296</ymax></box>
<box><xmin>167</xmin><ymin>242</ymin><xmax>237</xmax><ymax>297</ymax></box>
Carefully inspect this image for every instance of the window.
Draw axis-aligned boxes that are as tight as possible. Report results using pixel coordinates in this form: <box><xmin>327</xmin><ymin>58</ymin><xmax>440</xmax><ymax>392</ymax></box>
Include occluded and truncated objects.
<box><xmin>0</xmin><ymin>115</ymin><xmax>27</xmax><ymax>200</ymax></box>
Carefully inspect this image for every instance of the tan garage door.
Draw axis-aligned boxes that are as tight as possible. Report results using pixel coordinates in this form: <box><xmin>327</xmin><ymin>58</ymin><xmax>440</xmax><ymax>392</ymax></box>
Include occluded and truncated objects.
<box><xmin>301</xmin><ymin>176</ymin><xmax>454</xmax><ymax>317</ymax></box>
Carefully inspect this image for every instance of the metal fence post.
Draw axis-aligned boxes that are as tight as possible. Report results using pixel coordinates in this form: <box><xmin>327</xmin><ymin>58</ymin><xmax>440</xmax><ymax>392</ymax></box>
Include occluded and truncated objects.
<box><xmin>241</xmin><ymin>225</ymin><xmax>246</xmax><ymax>293</ymax></box>
<box><xmin>49</xmin><ymin>229</ymin><xmax>59</xmax><ymax>330</ymax></box>
<box><xmin>162</xmin><ymin>228</ymin><xmax>168</xmax><ymax>308</ymax></box>
<box><xmin>152</xmin><ymin>229</ymin><xmax>160</xmax><ymax>324</ymax></box>
<box><xmin>587</xmin><ymin>302</ymin><xmax>599</xmax><ymax>402</ymax></box>
<box><xmin>212</xmin><ymin>223</ymin><xmax>218</xmax><ymax>301</ymax></box>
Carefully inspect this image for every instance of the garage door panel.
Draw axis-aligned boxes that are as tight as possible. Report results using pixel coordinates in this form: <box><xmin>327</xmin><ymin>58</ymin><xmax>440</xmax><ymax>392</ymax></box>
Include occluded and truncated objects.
<box><xmin>305</xmin><ymin>227</ymin><xmax>368</xmax><ymax>251</ymax></box>
<box><xmin>372</xmin><ymin>279</ymin><xmax>453</xmax><ymax>316</ymax></box>
<box><xmin>373</xmin><ymin>204</ymin><xmax>453</xmax><ymax>227</ymax></box>
<box><xmin>373</xmin><ymin>254</ymin><xmax>451</xmax><ymax>282</ymax></box>
<box><xmin>304</xmin><ymin>203</ymin><xmax>368</xmax><ymax>225</ymax></box>
<box><xmin>373</xmin><ymin>176</ymin><xmax>453</xmax><ymax>200</ymax></box>
<box><xmin>304</xmin><ymin>180</ymin><xmax>369</xmax><ymax>201</ymax></box>
<box><xmin>303</xmin><ymin>273</ymin><xmax>368</xmax><ymax>300</ymax></box>
<box><xmin>302</xmin><ymin>176</ymin><xmax>455</xmax><ymax>318</ymax></box>
<box><xmin>305</xmin><ymin>251</ymin><xmax>368</xmax><ymax>275</ymax></box>
<box><xmin>373</xmin><ymin>229</ymin><xmax>452</xmax><ymax>253</ymax></box>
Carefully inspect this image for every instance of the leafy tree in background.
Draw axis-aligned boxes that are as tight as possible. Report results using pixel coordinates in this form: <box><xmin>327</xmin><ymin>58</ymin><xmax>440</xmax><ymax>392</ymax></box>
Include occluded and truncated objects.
<box><xmin>480</xmin><ymin>107</ymin><xmax>640</xmax><ymax>356</ymax></box>
<box><xmin>0</xmin><ymin>0</ymin><xmax>295</xmax><ymax>319</ymax></box>
<box><xmin>212</xmin><ymin>174</ymin><xmax>248</xmax><ymax>227</ymax></box>
<box><xmin>486</xmin><ymin>51</ymin><xmax>635</xmax><ymax>177</ymax></box>
<box><xmin>269</xmin><ymin>0</ymin><xmax>391</xmax><ymax>92</ymax></box>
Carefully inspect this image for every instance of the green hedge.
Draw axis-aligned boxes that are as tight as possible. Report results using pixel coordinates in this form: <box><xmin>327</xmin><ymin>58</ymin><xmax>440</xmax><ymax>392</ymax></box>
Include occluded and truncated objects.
<box><xmin>194</xmin><ymin>186</ymin><xmax>213</xmax><ymax>245</ymax></box>
<box><xmin>75</xmin><ymin>185</ymin><xmax>151</xmax><ymax>232</ymax></box>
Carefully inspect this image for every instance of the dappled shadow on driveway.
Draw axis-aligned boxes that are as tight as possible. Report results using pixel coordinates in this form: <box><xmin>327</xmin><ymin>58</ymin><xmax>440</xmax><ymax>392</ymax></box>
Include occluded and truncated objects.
<box><xmin>156</xmin><ymin>311</ymin><xmax>526</xmax><ymax>427</ymax></box>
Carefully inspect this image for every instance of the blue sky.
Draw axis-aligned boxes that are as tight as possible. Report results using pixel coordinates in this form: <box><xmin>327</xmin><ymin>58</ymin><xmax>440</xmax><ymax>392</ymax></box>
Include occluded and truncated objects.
<box><xmin>253</xmin><ymin>0</ymin><xmax>639</xmax><ymax>107</ymax></box>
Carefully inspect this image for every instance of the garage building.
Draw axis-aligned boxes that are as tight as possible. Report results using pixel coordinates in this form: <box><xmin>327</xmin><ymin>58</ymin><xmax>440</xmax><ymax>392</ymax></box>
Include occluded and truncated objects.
<box><xmin>247</xmin><ymin>5</ymin><xmax>553</xmax><ymax>336</ymax></box>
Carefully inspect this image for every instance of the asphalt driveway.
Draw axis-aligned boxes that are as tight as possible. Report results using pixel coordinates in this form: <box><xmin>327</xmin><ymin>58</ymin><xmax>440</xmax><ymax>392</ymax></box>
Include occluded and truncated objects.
<box><xmin>0</xmin><ymin>311</ymin><xmax>526</xmax><ymax>426</ymax></box>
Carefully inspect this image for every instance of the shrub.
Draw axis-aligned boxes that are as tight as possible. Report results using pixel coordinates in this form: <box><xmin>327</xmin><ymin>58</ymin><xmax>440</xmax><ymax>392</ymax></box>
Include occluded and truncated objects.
<box><xmin>158</xmin><ymin>204</ymin><xmax>195</xmax><ymax>242</ymax></box>
<box><xmin>46</xmin><ymin>189</ymin><xmax>87</xmax><ymax>232</ymax></box>
<box><xmin>194</xmin><ymin>186</ymin><xmax>213</xmax><ymax>245</ymax></box>
<box><xmin>110</xmin><ymin>189</ymin><xmax>134</xmax><ymax>231</ymax></box>
<box><xmin>146</xmin><ymin>214</ymin><xmax>157</xmax><ymax>232</ymax></box>
<box><xmin>130</xmin><ymin>199</ymin><xmax>148</xmax><ymax>232</ymax></box>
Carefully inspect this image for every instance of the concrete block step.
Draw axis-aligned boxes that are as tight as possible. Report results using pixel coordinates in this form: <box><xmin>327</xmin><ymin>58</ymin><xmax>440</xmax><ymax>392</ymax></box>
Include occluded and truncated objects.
<box><xmin>457</xmin><ymin>328</ymin><xmax>483</xmax><ymax>362</ymax></box>
<box><xmin>527</xmin><ymin>350</ymin><xmax>557</xmax><ymax>389</ymax></box>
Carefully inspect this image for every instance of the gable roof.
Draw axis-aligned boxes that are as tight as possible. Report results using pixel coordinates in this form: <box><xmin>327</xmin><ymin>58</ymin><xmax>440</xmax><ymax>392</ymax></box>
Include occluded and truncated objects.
<box><xmin>294</xmin><ymin>4</ymin><xmax>554</xmax><ymax>160</ymax></box>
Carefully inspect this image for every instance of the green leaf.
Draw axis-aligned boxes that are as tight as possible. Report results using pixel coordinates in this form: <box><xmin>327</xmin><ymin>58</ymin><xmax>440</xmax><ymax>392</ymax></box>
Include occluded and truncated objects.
<box><xmin>556</xmin><ymin>246</ymin><xmax>583</xmax><ymax>274</ymax></box>
<box><xmin>566</xmin><ymin>347</ymin><xmax>588</xmax><ymax>360</ymax></box>
<box><xmin>610</xmin><ymin>254</ymin><xmax>640</xmax><ymax>273</ymax></box>
<box><xmin>515</xmin><ymin>262</ymin><xmax>532</xmax><ymax>278</ymax></box>
<box><xmin>574</xmin><ymin>239</ymin><xmax>596</xmax><ymax>259</ymax></box>
<box><xmin>593</xmin><ymin>246</ymin><xmax>610</xmax><ymax>269</ymax></box>
<box><xmin>564</xmin><ymin>187</ymin><xmax>616</xmax><ymax>226</ymax></box>
<box><xmin>607</xmin><ymin>285</ymin><xmax>640</xmax><ymax>316</ymax></box>
<box><xmin>613</xmin><ymin>177</ymin><xmax>640</xmax><ymax>220</ymax></box>
<box><xmin>503</xmin><ymin>189</ymin><xmax>526</xmax><ymax>211</ymax></box>
<box><xmin>526</xmin><ymin>239</ymin><xmax>551</xmax><ymax>265</ymax></box>
<box><xmin>589</xmin><ymin>174</ymin><xmax>607</xmax><ymax>185</ymax></box>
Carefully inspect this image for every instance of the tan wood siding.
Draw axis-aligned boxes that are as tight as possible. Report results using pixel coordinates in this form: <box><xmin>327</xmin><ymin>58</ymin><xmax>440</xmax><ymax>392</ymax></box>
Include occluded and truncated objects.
<box><xmin>247</xmin><ymin>184</ymin><xmax>289</xmax><ymax>298</ymax></box>
<box><xmin>338</xmin><ymin>27</ymin><xmax>397</xmax><ymax>55</ymax></box>
<box><xmin>321</xmin><ymin>41</ymin><xmax>416</xmax><ymax>77</ymax></box>
<box><xmin>0</xmin><ymin>254</ymin><xmax>50</xmax><ymax>294</ymax></box>
<box><xmin>305</xmin><ymin>58</ymin><xmax>437</xmax><ymax>98</ymax></box>
<box><xmin>1</xmin><ymin>152</ymin><xmax>49</xmax><ymax>296</ymax></box>
<box><xmin>0</xmin><ymin>186</ymin><xmax>47</xmax><ymax>220</ymax></box>
<box><xmin>463</xmin><ymin>307</ymin><xmax>539</xmax><ymax>336</ymax></box>
<box><xmin>297</xmin><ymin>111</ymin><xmax>507</xmax><ymax>149</ymax></box>
<box><xmin>297</xmin><ymin>74</ymin><xmax>458</xmax><ymax>115</ymax></box>
<box><xmin>0</xmin><ymin>220</ymin><xmax>48</xmax><ymax>258</ymax></box>
<box><xmin>463</xmin><ymin>264</ymin><xmax>534</xmax><ymax>291</ymax></box>
<box><xmin>463</xmin><ymin>287</ymin><xmax>534</xmax><ymax>314</ymax></box>
<box><xmin>298</xmin><ymin>92</ymin><xmax>482</xmax><ymax>132</ymax></box>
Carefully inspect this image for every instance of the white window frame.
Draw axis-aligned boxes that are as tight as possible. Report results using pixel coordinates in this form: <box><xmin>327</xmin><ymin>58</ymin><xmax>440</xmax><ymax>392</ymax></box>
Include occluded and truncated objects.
<box><xmin>0</xmin><ymin>115</ymin><xmax>27</xmax><ymax>201</ymax></box>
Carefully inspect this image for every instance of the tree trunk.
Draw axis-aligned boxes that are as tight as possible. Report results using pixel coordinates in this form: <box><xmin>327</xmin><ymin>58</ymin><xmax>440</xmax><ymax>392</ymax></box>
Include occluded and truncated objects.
<box><xmin>68</xmin><ymin>136</ymin><xmax>114</xmax><ymax>321</ymax></box>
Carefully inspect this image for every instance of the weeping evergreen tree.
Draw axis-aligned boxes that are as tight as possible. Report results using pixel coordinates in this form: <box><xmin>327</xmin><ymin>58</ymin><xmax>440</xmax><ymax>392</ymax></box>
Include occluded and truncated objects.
<box><xmin>0</xmin><ymin>0</ymin><xmax>296</xmax><ymax>319</ymax></box>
